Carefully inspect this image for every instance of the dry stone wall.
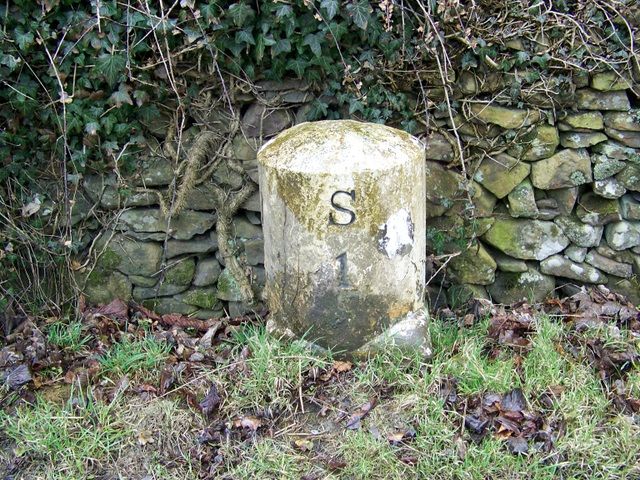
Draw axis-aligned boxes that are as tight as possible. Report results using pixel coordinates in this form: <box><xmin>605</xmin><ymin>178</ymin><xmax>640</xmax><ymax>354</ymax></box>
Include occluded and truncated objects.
<box><xmin>73</xmin><ymin>72</ymin><xmax>640</xmax><ymax>317</ymax></box>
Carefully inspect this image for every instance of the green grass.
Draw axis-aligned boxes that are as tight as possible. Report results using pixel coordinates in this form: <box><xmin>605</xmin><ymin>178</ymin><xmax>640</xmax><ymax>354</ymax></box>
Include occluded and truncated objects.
<box><xmin>98</xmin><ymin>334</ymin><xmax>171</xmax><ymax>377</ymax></box>
<box><xmin>47</xmin><ymin>320</ymin><xmax>92</xmax><ymax>352</ymax></box>
<box><xmin>3</xmin><ymin>313</ymin><xmax>639</xmax><ymax>480</ymax></box>
<box><xmin>0</xmin><ymin>389</ymin><xmax>129</xmax><ymax>479</ymax></box>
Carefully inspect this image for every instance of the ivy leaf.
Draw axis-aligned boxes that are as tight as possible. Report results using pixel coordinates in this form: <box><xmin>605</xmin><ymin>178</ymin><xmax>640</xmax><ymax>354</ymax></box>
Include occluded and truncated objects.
<box><xmin>133</xmin><ymin>89</ymin><xmax>150</xmax><ymax>106</ymax></box>
<box><xmin>228</xmin><ymin>3</ymin><xmax>255</xmax><ymax>27</ymax></box>
<box><xmin>275</xmin><ymin>4</ymin><xmax>293</xmax><ymax>18</ymax></box>
<box><xmin>236</xmin><ymin>28</ymin><xmax>255</xmax><ymax>46</ymax></box>
<box><xmin>286</xmin><ymin>58</ymin><xmax>307</xmax><ymax>78</ymax></box>
<box><xmin>347</xmin><ymin>0</ymin><xmax>372</xmax><ymax>30</ymax></box>
<box><xmin>109</xmin><ymin>84</ymin><xmax>133</xmax><ymax>107</ymax></box>
<box><xmin>85</xmin><ymin>122</ymin><xmax>99</xmax><ymax>135</ymax></box>
<box><xmin>200</xmin><ymin>3</ymin><xmax>219</xmax><ymax>22</ymax></box>
<box><xmin>14</xmin><ymin>27</ymin><xmax>35</xmax><ymax>51</ymax></box>
<box><xmin>95</xmin><ymin>54</ymin><xmax>126</xmax><ymax>86</ymax></box>
<box><xmin>348</xmin><ymin>98</ymin><xmax>365</xmax><ymax>114</ymax></box>
<box><xmin>320</xmin><ymin>0</ymin><xmax>339</xmax><ymax>20</ymax></box>
<box><xmin>0</xmin><ymin>54</ymin><xmax>21</xmax><ymax>71</ymax></box>
<box><xmin>273</xmin><ymin>38</ymin><xmax>292</xmax><ymax>56</ymax></box>
<box><xmin>303</xmin><ymin>33</ymin><xmax>323</xmax><ymax>57</ymax></box>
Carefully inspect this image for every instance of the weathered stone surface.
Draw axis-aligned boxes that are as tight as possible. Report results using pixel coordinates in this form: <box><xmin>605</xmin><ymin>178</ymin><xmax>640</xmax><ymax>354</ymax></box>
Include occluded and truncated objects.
<box><xmin>605</xmin><ymin>128</ymin><xmax>640</xmax><ymax>148</ymax></box>
<box><xmin>585</xmin><ymin>251</ymin><xmax>633</xmax><ymax>278</ymax></box>
<box><xmin>590</xmin><ymin>72</ymin><xmax>633</xmax><ymax>91</ymax></box>
<box><xmin>540</xmin><ymin>255</ymin><xmax>608</xmax><ymax>283</ymax></box>
<box><xmin>233</xmin><ymin>216</ymin><xmax>263</xmax><ymax>239</ymax></box>
<box><xmin>259</xmin><ymin>120</ymin><xmax>428</xmax><ymax>354</ymax></box>
<box><xmin>596</xmin><ymin>244</ymin><xmax>640</xmax><ymax>274</ymax></box>
<box><xmin>482</xmin><ymin>218</ymin><xmax>569</xmax><ymax>260</ymax></box>
<box><xmin>559</xmin><ymin>132</ymin><xmax>607</xmax><ymax>148</ymax></box>
<box><xmin>509</xmin><ymin>124</ymin><xmax>559</xmax><ymax>161</ymax></box>
<box><xmin>592</xmin><ymin>154</ymin><xmax>626</xmax><ymax>180</ymax></box>
<box><xmin>592</xmin><ymin>141</ymin><xmax>638</xmax><ymax>161</ymax></box>
<box><xmin>607</xmin><ymin>276</ymin><xmax>640</xmax><ymax>305</ymax></box>
<box><xmin>424</xmin><ymin>132</ymin><xmax>454</xmax><ymax>162</ymax></box>
<box><xmin>545</xmin><ymin>187</ymin><xmax>578</xmax><ymax>215</ymax></box>
<box><xmin>447</xmin><ymin>284</ymin><xmax>489</xmax><ymax>306</ymax></box>
<box><xmin>232</xmin><ymin>134</ymin><xmax>261</xmax><ymax>161</ymax></box>
<box><xmin>530</xmin><ymin>149</ymin><xmax>592</xmax><ymax>189</ymax></box>
<box><xmin>616</xmin><ymin>164</ymin><xmax>640</xmax><ymax>191</ymax></box>
<box><xmin>466</xmin><ymin>181</ymin><xmax>497</xmax><ymax>217</ymax></box>
<box><xmin>135</xmin><ymin>157</ymin><xmax>174</xmax><ymax>186</ymax></box>
<box><xmin>96</xmin><ymin>233</ymin><xmax>163</xmax><ymax>276</ymax></box>
<box><xmin>166</xmin><ymin>231</ymin><xmax>218</xmax><ymax>258</ymax></box>
<box><xmin>593</xmin><ymin>178</ymin><xmax>626</xmax><ymax>199</ymax></box>
<box><xmin>604</xmin><ymin>112</ymin><xmax>640</xmax><ymax>132</ymax></box>
<box><xmin>133</xmin><ymin>283</ymin><xmax>189</xmax><ymax>300</ymax></box>
<box><xmin>470</xmin><ymin>104</ymin><xmax>541</xmax><ymax>129</ymax></box>
<box><xmin>142</xmin><ymin>296</ymin><xmax>198</xmax><ymax>316</ymax></box>
<box><xmin>490</xmin><ymin>248</ymin><xmax>528</xmax><ymax>272</ymax></box>
<box><xmin>69</xmin><ymin>194</ymin><xmax>92</xmax><ymax>226</ymax></box>
<box><xmin>118</xmin><ymin>208</ymin><xmax>216</xmax><ymax>241</ymax></box>
<box><xmin>488</xmin><ymin>268</ymin><xmax>555</xmax><ymax>304</ymax></box>
<box><xmin>575</xmin><ymin>89</ymin><xmax>631</xmax><ymax>111</ymax></box>
<box><xmin>621</xmin><ymin>194</ymin><xmax>640</xmax><ymax>220</ymax></box>
<box><xmin>193</xmin><ymin>258</ymin><xmax>222</xmax><ymax>287</ymax></box>
<box><xmin>507</xmin><ymin>178</ymin><xmax>538</xmax><ymax>218</ymax></box>
<box><xmin>558</xmin><ymin>111</ymin><xmax>604</xmax><ymax>130</ymax></box>
<box><xmin>83</xmin><ymin>271</ymin><xmax>132</xmax><ymax>305</ymax></box>
<box><xmin>182</xmin><ymin>287</ymin><xmax>221</xmax><ymax>310</ymax></box>
<box><xmin>164</xmin><ymin>257</ymin><xmax>196</xmax><ymax>285</ymax></box>
<box><xmin>242</xmin><ymin>191</ymin><xmax>262</xmax><ymax>212</ymax></box>
<box><xmin>246</xmin><ymin>211</ymin><xmax>262</xmax><ymax>225</ymax></box>
<box><xmin>473</xmin><ymin>153</ymin><xmax>530</xmax><ymax>199</ymax></box>
<box><xmin>129</xmin><ymin>275</ymin><xmax>158</xmax><ymax>287</ymax></box>
<box><xmin>242</xmin><ymin>238</ymin><xmax>265</xmax><ymax>266</ymax></box>
<box><xmin>216</xmin><ymin>268</ymin><xmax>247</xmax><ymax>302</ymax></box>
<box><xmin>605</xmin><ymin>221</ymin><xmax>640</xmax><ymax>250</ymax></box>
<box><xmin>565</xmin><ymin>245</ymin><xmax>587</xmax><ymax>263</ymax></box>
<box><xmin>449</xmin><ymin>241</ymin><xmax>496</xmax><ymax>285</ymax></box>
<box><xmin>554</xmin><ymin>216</ymin><xmax>603</xmax><ymax>247</ymax></box>
<box><xmin>84</xmin><ymin>175</ymin><xmax>157</xmax><ymax>209</ymax></box>
<box><xmin>424</xmin><ymin>161</ymin><xmax>465</xmax><ymax>210</ymax></box>
<box><xmin>242</xmin><ymin>104</ymin><xmax>292</xmax><ymax>137</ymax></box>
<box><xmin>575</xmin><ymin>193</ymin><xmax>621</xmax><ymax>225</ymax></box>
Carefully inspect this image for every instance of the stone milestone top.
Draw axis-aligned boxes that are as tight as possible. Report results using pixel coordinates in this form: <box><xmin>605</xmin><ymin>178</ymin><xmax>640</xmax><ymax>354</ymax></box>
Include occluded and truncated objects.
<box><xmin>258</xmin><ymin>120</ymin><xmax>425</xmax><ymax>173</ymax></box>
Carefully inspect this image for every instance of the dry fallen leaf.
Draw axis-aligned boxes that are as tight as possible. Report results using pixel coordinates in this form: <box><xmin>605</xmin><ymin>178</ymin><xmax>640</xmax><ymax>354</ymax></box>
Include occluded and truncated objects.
<box><xmin>233</xmin><ymin>415</ymin><xmax>262</xmax><ymax>431</ymax></box>
<box><xmin>333</xmin><ymin>360</ymin><xmax>353</xmax><ymax>373</ymax></box>
<box><xmin>293</xmin><ymin>438</ymin><xmax>314</xmax><ymax>451</ymax></box>
<box><xmin>137</xmin><ymin>430</ymin><xmax>154</xmax><ymax>446</ymax></box>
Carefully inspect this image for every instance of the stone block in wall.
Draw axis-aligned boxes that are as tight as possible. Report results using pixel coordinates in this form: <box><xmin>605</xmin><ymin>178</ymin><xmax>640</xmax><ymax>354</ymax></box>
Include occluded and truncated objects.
<box><xmin>117</xmin><ymin>208</ymin><xmax>216</xmax><ymax>241</ymax></box>
<box><xmin>448</xmin><ymin>241</ymin><xmax>496</xmax><ymax>285</ymax></box>
<box><xmin>469</xmin><ymin>104</ymin><xmax>541</xmax><ymax>129</ymax></box>
<box><xmin>95</xmin><ymin>233</ymin><xmax>163</xmax><ymax>277</ymax></box>
<box><xmin>232</xmin><ymin>134</ymin><xmax>260</xmax><ymax>161</ymax></box>
<box><xmin>166</xmin><ymin>231</ymin><xmax>218</xmax><ymax>259</ymax></box>
<box><xmin>489</xmin><ymin>248</ymin><xmax>528</xmax><ymax>273</ymax></box>
<box><xmin>507</xmin><ymin>178</ymin><xmax>538</xmax><ymax>218</ymax></box>
<box><xmin>241</xmin><ymin>103</ymin><xmax>292</xmax><ymax>137</ymax></box>
<box><xmin>508</xmin><ymin>124</ymin><xmax>559</xmax><ymax>161</ymax></box>
<box><xmin>620</xmin><ymin>194</ymin><xmax>640</xmax><ymax>220</ymax></box>
<box><xmin>467</xmin><ymin>181</ymin><xmax>497</xmax><ymax>217</ymax></box>
<box><xmin>134</xmin><ymin>157</ymin><xmax>175</xmax><ymax>187</ymax></box>
<box><xmin>559</xmin><ymin>132</ymin><xmax>607</xmax><ymax>148</ymax></box>
<box><xmin>424</xmin><ymin>161</ymin><xmax>465</xmax><ymax>213</ymax></box>
<box><xmin>575</xmin><ymin>89</ymin><xmax>630</xmax><ymax>111</ymax></box>
<box><xmin>565</xmin><ymin>245</ymin><xmax>587</xmax><ymax>263</ymax></box>
<box><xmin>592</xmin><ymin>154</ymin><xmax>626</xmax><ymax>180</ymax></box>
<box><xmin>575</xmin><ymin>193</ymin><xmax>621</xmax><ymax>225</ymax></box>
<box><xmin>605</xmin><ymin>221</ymin><xmax>640</xmax><ymax>250</ymax></box>
<box><xmin>482</xmin><ymin>218</ymin><xmax>569</xmax><ymax>260</ymax></box>
<box><xmin>607</xmin><ymin>276</ymin><xmax>640</xmax><ymax>305</ymax></box>
<box><xmin>216</xmin><ymin>269</ymin><xmax>245</xmax><ymax>302</ymax></box>
<box><xmin>593</xmin><ymin>178</ymin><xmax>626</xmax><ymax>199</ymax></box>
<box><xmin>590</xmin><ymin>72</ymin><xmax>634</xmax><ymax>91</ymax></box>
<box><xmin>592</xmin><ymin>140</ymin><xmax>638</xmax><ymax>160</ymax></box>
<box><xmin>457</xmin><ymin>71</ymin><xmax>504</xmax><ymax>95</ymax></box>
<box><xmin>83</xmin><ymin>271</ymin><xmax>132</xmax><ymax>305</ymax></box>
<box><xmin>193</xmin><ymin>258</ymin><xmax>222</xmax><ymax>287</ymax></box>
<box><xmin>544</xmin><ymin>187</ymin><xmax>578</xmax><ymax>216</ymax></box>
<box><xmin>530</xmin><ymin>148</ymin><xmax>592</xmax><ymax>189</ymax></box>
<box><xmin>473</xmin><ymin>153</ymin><xmax>530</xmax><ymax>199</ymax></box>
<box><xmin>488</xmin><ymin>268</ymin><xmax>555</xmax><ymax>304</ymax></box>
<box><xmin>604</xmin><ymin>112</ymin><xmax>640</xmax><ymax>132</ymax></box>
<box><xmin>604</xmin><ymin>129</ymin><xmax>640</xmax><ymax>148</ymax></box>
<box><xmin>585</xmin><ymin>250</ymin><xmax>633</xmax><ymax>278</ymax></box>
<box><xmin>540</xmin><ymin>255</ymin><xmax>608</xmax><ymax>283</ymax></box>
<box><xmin>424</xmin><ymin>132</ymin><xmax>454</xmax><ymax>162</ymax></box>
<box><xmin>83</xmin><ymin>174</ymin><xmax>158</xmax><ymax>210</ymax></box>
<box><xmin>448</xmin><ymin>114</ymin><xmax>503</xmax><ymax>138</ymax></box>
<box><xmin>133</xmin><ymin>283</ymin><xmax>189</xmax><ymax>300</ymax></box>
<box><xmin>554</xmin><ymin>216</ymin><xmax>603</xmax><ymax>248</ymax></box>
<box><xmin>616</xmin><ymin>164</ymin><xmax>640</xmax><ymax>191</ymax></box>
<box><xmin>558</xmin><ymin>111</ymin><xmax>604</xmax><ymax>131</ymax></box>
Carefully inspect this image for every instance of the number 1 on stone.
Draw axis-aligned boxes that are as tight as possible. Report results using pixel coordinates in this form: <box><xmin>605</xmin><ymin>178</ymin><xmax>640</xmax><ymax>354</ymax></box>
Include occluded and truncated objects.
<box><xmin>336</xmin><ymin>252</ymin><xmax>349</xmax><ymax>288</ymax></box>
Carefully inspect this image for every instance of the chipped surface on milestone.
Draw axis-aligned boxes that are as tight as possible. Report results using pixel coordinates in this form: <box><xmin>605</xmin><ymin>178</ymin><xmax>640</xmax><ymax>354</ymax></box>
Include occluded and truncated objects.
<box><xmin>258</xmin><ymin>120</ymin><xmax>428</xmax><ymax>356</ymax></box>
